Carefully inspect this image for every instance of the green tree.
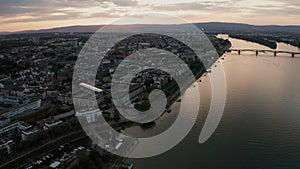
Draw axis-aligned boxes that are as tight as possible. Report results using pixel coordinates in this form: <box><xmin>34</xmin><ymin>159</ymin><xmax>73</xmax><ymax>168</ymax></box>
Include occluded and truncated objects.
<box><xmin>113</xmin><ymin>111</ymin><xmax>121</xmax><ymax>122</ymax></box>
<box><xmin>134</xmin><ymin>100</ymin><xmax>151</xmax><ymax>112</ymax></box>
<box><xmin>78</xmin><ymin>151</ymin><xmax>97</xmax><ymax>169</ymax></box>
<box><xmin>89</xmin><ymin>151</ymin><xmax>103</xmax><ymax>169</ymax></box>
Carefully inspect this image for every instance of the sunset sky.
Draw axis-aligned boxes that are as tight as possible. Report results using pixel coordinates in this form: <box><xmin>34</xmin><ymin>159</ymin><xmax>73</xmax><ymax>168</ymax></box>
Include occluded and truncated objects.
<box><xmin>0</xmin><ymin>0</ymin><xmax>299</xmax><ymax>32</ymax></box>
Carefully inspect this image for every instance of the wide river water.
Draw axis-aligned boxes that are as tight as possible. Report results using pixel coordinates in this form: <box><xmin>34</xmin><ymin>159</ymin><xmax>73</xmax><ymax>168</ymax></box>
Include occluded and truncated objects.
<box><xmin>124</xmin><ymin>35</ymin><xmax>300</xmax><ymax>169</ymax></box>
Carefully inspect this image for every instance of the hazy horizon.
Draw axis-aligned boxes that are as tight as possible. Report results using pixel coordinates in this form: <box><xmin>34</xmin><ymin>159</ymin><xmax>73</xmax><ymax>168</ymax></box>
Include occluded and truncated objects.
<box><xmin>2</xmin><ymin>21</ymin><xmax>300</xmax><ymax>33</ymax></box>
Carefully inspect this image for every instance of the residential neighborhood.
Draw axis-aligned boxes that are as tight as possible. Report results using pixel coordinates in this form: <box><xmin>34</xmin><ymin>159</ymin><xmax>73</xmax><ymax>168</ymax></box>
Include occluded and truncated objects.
<box><xmin>0</xmin><ymin>32</ymin><xmax>230</xmax><ymax>169</ymax></box>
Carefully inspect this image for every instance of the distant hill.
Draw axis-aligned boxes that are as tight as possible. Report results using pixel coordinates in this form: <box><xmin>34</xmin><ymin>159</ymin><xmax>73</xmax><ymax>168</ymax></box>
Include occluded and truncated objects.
<box><xmin>6</xmin><ymin>22</ymin><xmax>300</xmax><ymax>34</ymax></box>
<box><xmin>0</xmin><ymin>32</ymin><xmax>10</xmax><ymax>35</ymax></box>
<box><xmin>17</xmin><ymin>25</ymin><xmax>102</xmax><ymax>34</ymax></box>
<box><xmin>194</xmin><ymin>22</ymin><xmax>300</xmax><ymax>34</ymax></box>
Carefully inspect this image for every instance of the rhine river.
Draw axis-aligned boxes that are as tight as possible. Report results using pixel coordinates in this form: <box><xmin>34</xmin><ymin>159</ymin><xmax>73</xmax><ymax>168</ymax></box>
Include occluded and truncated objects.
<box><xmin>124</xmin><ymin>35</ymin><xmax>300</xmax><ymax>169</ymax></box>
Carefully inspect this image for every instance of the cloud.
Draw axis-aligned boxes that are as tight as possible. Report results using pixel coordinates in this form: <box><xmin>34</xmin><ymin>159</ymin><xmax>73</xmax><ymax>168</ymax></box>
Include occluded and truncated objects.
<box><xmin>0</xmin><ymin>0</ymin><xmax>300</xmax><ymax>31</ymax></box>
<box><xmin>0</xmin><ymin>0</ymin><xmax>134</xmax><ymax>24</ymax></box>
<box><xmin>148</xmin><ymin>1</ymin><xmax>247</xmax><ymax>14</ymax></box>
<box><xmin>271</xmin><ymin>0</ymin><xmax>300</xmax><ymax>6</ymax></box>
<box><xmin>249</xmin><ymin>0</ymin><xmax>300</xmax><ymax>16</ymax></box>
<box><xmin>0</xmin><ymin>0</ymin><xmax>96</xmax><ymax>17</ymax></box>
<box><xmin>0</xmin><ymin>0</ymin><xmax>138</xmax><ymax>17</ymax></box>
<box><xmin>152</xmin><ymin>2</ymin><xmax>212</xmax><ymax>11</ymax></box>
<box><xmin>112</xmin><ymin>0</ymin><xmax>138</xmax><ymax>6</ymax></box>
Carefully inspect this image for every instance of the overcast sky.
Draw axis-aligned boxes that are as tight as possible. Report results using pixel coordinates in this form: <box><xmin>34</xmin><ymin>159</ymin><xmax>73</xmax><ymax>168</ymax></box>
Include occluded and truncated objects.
<box><xmin>0</xmin><ymin>0</ymin><xmax>299</xmax><ymax>32</ymax></box>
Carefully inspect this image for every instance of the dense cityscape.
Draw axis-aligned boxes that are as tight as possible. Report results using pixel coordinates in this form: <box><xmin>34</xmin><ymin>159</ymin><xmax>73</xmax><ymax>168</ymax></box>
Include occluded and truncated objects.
<box><xmin>1</xmin><ymin>0</ymin><xmax>300</xmax><ymax>168</ymax></box>
<box><xmin>0</xmin><ymin>30</ymin><xmax>231</xmax><ymax>169</ymax></box>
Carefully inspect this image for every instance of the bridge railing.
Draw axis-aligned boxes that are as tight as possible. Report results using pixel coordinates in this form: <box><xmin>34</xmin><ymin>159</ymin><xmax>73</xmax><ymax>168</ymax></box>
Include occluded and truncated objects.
<box><xmin>228</xmin><ymin>49</ymin><xmax>300</xmax><ymax>57</ymax></box>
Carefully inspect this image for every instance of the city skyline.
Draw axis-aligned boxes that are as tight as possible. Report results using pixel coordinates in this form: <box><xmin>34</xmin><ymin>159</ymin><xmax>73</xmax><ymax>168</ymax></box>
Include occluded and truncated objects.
<box><xmin>0</xmin><ymin>0</ymin><xmax>300</xmax><ymax>32</ymax></box>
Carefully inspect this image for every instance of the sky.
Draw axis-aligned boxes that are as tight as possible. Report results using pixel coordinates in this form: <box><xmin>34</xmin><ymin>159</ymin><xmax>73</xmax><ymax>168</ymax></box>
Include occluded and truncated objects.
<box><xmin>0</xmin><ymin>0</ymin><xmax>299</xmax><ymax>32</ymax></box>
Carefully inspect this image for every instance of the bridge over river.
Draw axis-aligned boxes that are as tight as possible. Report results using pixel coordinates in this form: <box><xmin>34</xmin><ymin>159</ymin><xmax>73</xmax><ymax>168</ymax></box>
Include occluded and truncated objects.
<box><xmin>228</xmin><ymin>49</ymin><xmax>300</xmax><ymax>57</ymax></box>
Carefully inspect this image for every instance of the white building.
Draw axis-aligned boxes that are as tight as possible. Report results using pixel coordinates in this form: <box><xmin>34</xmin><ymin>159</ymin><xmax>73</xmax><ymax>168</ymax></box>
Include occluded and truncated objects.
<box><xmin>2</xmin><ymin>99</ymin><xmax>41</xmax><ymax>119</ymax></box>
<box><xmin>0</xmin><ymin>139</ymin><xmax>14</xmax><ymax>154</ymax></box>
<box><xmin>21</xmin><ymin>128</ymin><xmax>39</xmax><ymax>140</ymax></box>
<box><xmin>32</xmin><ymin>37</ymin><xmax>40</xmax><ymax>44</ymax></box>
<box><xmin>0</xmin><ymin>121</ymin><xmax>32</xmax><ymax>138</ymax></box>
<box><xmin>0</xmin><ymin>95</ymin><xmax>27</xmax><ymax>105</ymax></box>
<box><xmin>44</xmin><ymin>120</ymin><xmax>63</xmax><ymax>130</ymax></box>
<box><xmin>49</xmin><ymin>161</ymin><xmax>61</xmax><ymax>169</ymax></box>
<box><xmin>0</xmin><ymin>116</ymin><xmax>10</xmax><ymax>127</ymax></box>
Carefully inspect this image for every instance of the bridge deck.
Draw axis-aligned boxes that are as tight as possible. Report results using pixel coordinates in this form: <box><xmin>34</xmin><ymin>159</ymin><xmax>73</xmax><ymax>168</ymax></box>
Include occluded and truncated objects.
<box><xmin>229</xmin><ymin>49</ymin><xmax>300</xmax><ymax>55</ymax></box>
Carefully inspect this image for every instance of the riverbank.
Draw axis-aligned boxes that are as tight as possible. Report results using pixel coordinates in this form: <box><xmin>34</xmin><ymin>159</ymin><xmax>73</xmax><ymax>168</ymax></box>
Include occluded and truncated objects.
<box><xmin>229</xmin><ymin>34</ymin><xmax>277</xmax><ymax>49</ymax></box>
<box><xmin>119</xmin><ymin>37</ymin><xmax>232</xmax><ymax>129</ymax></box>
<box><xmin>125</xmin><ymin>35</ymin><xmax>300</xmax><ymax>169</ymax></box>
